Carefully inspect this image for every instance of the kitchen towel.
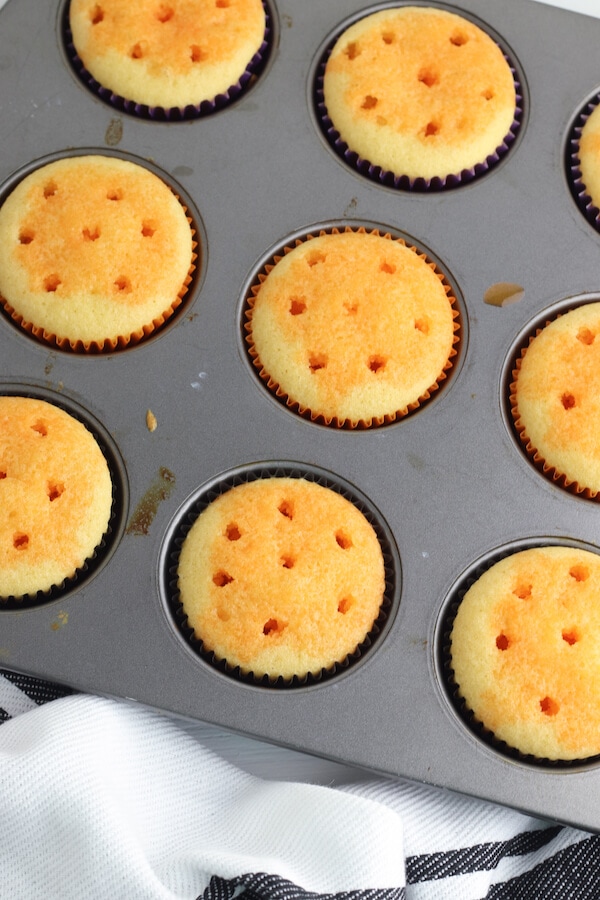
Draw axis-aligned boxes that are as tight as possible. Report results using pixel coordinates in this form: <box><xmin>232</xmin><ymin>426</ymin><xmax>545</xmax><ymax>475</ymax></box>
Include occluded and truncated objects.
<box><xmin>1</xmin><ymin>670</ymin><xmax>599</xmax><ymax>899</ymax></box>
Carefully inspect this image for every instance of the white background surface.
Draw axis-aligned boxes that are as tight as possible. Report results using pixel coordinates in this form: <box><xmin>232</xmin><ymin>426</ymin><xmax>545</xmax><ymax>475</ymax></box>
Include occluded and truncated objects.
<box><xmin>532</xmin><ymin>0</ymin><xmax>600</xmax><ymax>14</ymax></box>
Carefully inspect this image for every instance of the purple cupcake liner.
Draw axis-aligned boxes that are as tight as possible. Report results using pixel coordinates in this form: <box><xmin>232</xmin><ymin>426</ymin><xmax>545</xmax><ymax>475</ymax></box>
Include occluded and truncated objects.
<box><xmin>63</xmin><ymin>0</ymin><xmax>272</xmax><ymax>122</ymax></box>
<box><xmin>314</xmin><ymin>35</ymin><xmax>523</xmax><ymax>192</ymax></box>
<box><xmin>163</xmin><ymin>463</ymin><xmax>398</xmax><ymax>689</ymax></box>
<box><xmin>567</xmin><ymin>93</ymin><xmax>600</xmax><ymax>232</ymax></box>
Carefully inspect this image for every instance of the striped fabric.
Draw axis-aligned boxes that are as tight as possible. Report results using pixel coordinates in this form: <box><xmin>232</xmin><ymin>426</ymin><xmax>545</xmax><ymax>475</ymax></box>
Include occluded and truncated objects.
<box><xmin>202</xmin><ymin>873</ymin><xmax>405</xmax><ymax>900</ymax></box>
<box><xmin>1</xmin><ymin>668</ymin><xmax>599</xmax><ymax>899</ymax></box>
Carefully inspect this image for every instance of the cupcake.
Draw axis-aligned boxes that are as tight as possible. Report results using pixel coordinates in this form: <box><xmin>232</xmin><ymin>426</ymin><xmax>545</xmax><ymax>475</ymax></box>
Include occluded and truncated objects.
<box><xmin>0</xmin><ymin>396</ymin><xmax>113</xmax><ymax>600</ymax></box>
<box><xmin>569</xmin><ymin>96</ymin><xmax>600</xmax><ymax>231</ymax></box>
<box><xmin>68</xmin><ymin>0</ymin><xmax>268</xmax><ymax>117</ymax></box>
<box><xmin>449</xmin><ymin>545</ymin><xmax>600</xmax><ymax>762</ymax></box>
<box><xmin>319</xmin><ymin>6</ymin><xmax>520</xmax><ymax>188</ymax></box>
<box><xmin>510</xmin><ymin>302</ymin><xmax>600</xmax><ymax>498</ymax></box>
<box><xmin>0</xmin><ymin>155</ymin><xmax>196</xmax><ymax>352</ymax></box>
<box><xmin>176</xmin><ymin>476</ymin><xmax>387</xmax><ymax>683</ymax></box>
<box><xmin>245</xmin><ymin>227</ymin><xmax>460</xmax><ymax>427</ymax></box>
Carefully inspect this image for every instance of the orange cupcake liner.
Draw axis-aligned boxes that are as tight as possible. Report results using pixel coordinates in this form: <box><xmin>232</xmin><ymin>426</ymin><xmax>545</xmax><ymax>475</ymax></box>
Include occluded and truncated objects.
<box><xmin>509</xmin><ymin>322</ymin><xmax>600</xmax><ymax>501</ymax></box>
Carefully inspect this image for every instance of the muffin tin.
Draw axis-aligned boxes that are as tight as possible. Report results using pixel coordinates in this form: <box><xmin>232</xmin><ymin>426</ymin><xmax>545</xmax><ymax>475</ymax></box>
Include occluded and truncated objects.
<box><xmin>2</xmin><ymin>0</ymin><xmax>600</xmax><ymax>831</ymax></box>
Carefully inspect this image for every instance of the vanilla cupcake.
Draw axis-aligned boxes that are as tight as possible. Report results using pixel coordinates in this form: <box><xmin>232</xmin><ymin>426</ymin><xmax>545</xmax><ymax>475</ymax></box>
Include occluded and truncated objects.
<box><xmin>68</xmin><ymin>0</ymin><xmax>268</xmax><ymax>116</ymax></box>
<box><xmin>245</xmin><ymin>227</ymin><xmax>459</xmax><ymax>427</ymax></box>
<box><xmin>320</xmin><ymin>6</ymin><xmax>519</xmax><ymax>188</ymax></box>
<box><xmin>449</xmin><ymin>545</ymin><xmax>600</xmax><ymax>762</ymax></box>
<box><xmin>510</xmin><ymin>303</ymin><xmax>600</xmax><ymax>498</ymax></box>
<box><xmin>176</xmin><ymin>476</ymin><xmax>387</xmax><ymax>683</ymax></box>
<box><xmin>0</xmin><ymin>155</ymin><xmax>196</xmax><ymax>351</ymax></box>
<box><xmin>0</xmin><ymin>396</ymin><xmax>113</xmax><ymax>600</ymax></box>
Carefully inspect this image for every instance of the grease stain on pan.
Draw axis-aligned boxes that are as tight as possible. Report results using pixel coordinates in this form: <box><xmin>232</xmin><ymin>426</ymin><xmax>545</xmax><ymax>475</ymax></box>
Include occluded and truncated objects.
<box><xmin>126</xmin><ymin>467</ymin><xmax>176</xmax><ymax>536</ymax></box>
<box><xmin>105</xmin><ymin>117</ymin><xmax>123</xmax><ymax>146</ymax></box>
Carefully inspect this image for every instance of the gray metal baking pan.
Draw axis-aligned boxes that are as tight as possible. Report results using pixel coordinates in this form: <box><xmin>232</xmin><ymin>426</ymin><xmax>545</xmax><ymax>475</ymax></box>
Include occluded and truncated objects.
<box><xmin>2</xmin><ymin>0</ymin><xmax>600</xmax><ymax>831</ymax></box>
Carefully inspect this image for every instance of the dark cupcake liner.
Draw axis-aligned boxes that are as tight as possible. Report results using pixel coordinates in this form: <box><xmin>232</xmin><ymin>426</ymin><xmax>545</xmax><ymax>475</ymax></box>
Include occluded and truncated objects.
<box><xmin>162</xmin><ymin>463</ymin><xmax>398</xmax><ymax>688</ymax></box>
<box><xmin>62</xmin><ymin>0</ymin><xmax>272</xmax><ymax>121</ymax></box>
<box><xmin>314</xmin><ymin>26</ymin><xmax>523</xmax><ymax>192</ymax></box>
<box><xmin>508</xmin><ymin>304</ymin><xmax>600</xmax><ymax>501</ymax></box>
<box><xmin>243</xmin><ymin>225</ymin><xmax>462</xmax><ymax>428</ymax></box>
<box><xmin>438</xmin><ymin>541</ymin><xmax>600</xmax><ymax>769</ymax></box>
<box><xmin>1</xmin><ymin>522</ymin><xmax>111</xmax><ymax>611</ymax></box>
<box><xmin>0</xmin><ymin>390</ymin><xmax>126</xmax><ymax>610</ymax></box>
<box><xmin>567</xmin><ymin>92</ymin><xmax>600</xmax><ymax>233</ymax></box>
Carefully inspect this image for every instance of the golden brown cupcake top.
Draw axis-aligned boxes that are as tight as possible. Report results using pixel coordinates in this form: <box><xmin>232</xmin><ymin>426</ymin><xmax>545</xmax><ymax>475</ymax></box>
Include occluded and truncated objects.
<box><xmin>70</xmin><ymin>0</ymin><xmax>266</xmax><ymax>109</ymax></box>
<box><xmin>247</xmin><ymin>229</ymin><xmax>458</xmax><ymax>427</ymax></box>
<box><xmin>177</xmin><ymin>477</ymin><xmax>386</xmax><ymax>680</ymax></box>
<box><xmin>0</xmin><ymin>396</ymin><xmax>113</xmax><ymax>599</ymax></box>
<box><xmin>450</xmin><ymin>546</ymin><xmax>600</xmax><ymax>760</ymax></box>
<box><xmin>323</xmin><ymin>6</ymin><xmax>516</xmax><ymax>180</ymax></box>
<box><xmin>0</xmin><ymin>155</ymin><xmax>195</xmax><ymax>350</ymax></box>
